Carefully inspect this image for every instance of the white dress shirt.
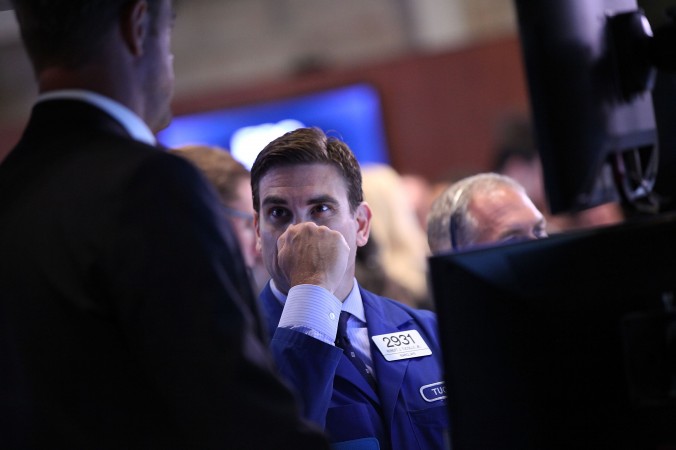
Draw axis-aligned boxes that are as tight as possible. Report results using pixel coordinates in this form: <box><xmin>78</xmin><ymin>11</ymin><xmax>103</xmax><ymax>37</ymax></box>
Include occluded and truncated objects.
<box><xmin>273</xmin><ymin>279</ymin><xmax>374</xmax><ymax>373</ymax></box>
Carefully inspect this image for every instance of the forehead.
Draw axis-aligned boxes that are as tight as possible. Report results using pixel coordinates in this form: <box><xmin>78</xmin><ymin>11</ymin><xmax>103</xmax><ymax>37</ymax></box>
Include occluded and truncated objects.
<box><xmin>470</xmin><ymin>185</ymin><xmax>540</xmax><ymax>224</ymax></box>
<box><xmin>259</xmin><ymin>163</ymin><xmax>349</xmax><ymax>196</ymax></box>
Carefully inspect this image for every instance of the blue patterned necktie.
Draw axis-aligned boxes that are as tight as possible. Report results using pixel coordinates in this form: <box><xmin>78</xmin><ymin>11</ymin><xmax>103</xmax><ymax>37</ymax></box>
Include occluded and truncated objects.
<box><xmin>335</xmin><ymin>311</ymin><xmax>377</xmax><ymax>389</ymax></box>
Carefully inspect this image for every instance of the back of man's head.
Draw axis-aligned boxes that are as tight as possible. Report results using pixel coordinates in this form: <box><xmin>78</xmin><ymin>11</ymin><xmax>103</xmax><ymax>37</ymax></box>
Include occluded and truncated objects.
<box><xmin>11</xmin><ymin>0</ymin><xmax>161</xmax><ymax>72</ymax></box>
<box><xmin>250</xmin><ymin>127</ymin><xmax>364</xmax><ymax>214</ymax></box>
<box><xmin>427</xmin><ymin>173</ymin><xmax>527</xmax><ymax>254</ymax></box>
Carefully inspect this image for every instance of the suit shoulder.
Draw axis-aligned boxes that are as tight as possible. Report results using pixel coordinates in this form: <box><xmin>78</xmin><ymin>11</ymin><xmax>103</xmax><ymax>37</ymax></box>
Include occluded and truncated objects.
<box><xmin>389</xmin><ymin>297</ymin><xmax>438</xmax><ymax>324</ymax></box>
<box><xmin>362</xmin><ymin>288</ymin><xmax>438</xmax><ymax>324</ymax></box>
<box><xmin>85</xmin><ymin>138</ymin><xmax>207</xmax><ymax>188</ymax></box>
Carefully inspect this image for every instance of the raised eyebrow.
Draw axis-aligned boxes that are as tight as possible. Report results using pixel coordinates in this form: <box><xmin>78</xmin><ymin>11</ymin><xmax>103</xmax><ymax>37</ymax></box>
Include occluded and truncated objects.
<box><xmin>261</xmin><ymin>195</ymin><xmax>288</xmax><ymax>207</ymax></box>
<box><xmin>308</xmin><ymin>195</ymin><xmax>339</xmax><ymax>206</ymax></box>
<box><xmin>497</xmin><ymin>224</ymin><xmax>531</xmax><ymax>240</ymax></box>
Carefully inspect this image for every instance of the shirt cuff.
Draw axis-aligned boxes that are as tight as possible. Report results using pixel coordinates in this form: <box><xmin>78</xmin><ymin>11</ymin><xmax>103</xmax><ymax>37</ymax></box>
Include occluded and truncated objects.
<box><xmin>278</xmin><ymin>284</ymin><xmax>342</xmax><ymax>345</ymax></box>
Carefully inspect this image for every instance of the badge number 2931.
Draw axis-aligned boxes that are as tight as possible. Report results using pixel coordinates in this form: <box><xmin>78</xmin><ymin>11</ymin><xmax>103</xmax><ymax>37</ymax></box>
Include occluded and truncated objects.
<box><xmin>371</xmin><ymin>330</ymin><xmax>431</xmax><ymax>361</ymax></box>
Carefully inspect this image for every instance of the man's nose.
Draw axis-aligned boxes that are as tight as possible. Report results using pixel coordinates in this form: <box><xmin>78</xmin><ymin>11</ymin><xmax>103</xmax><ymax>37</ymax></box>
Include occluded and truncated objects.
<box><xmin>291</xmin><ymin>213</ymin><xmax>319</xmax><ymax>226</ymax></box>
<box><xmin>525</xmin><ymin>230</ymin><xmax>545</xmax><ymax>240</ymax></box>
<box><xmin>290</xmin><ymin>215</ymin><xmax>306</xmax><ymax>226</ymax></box>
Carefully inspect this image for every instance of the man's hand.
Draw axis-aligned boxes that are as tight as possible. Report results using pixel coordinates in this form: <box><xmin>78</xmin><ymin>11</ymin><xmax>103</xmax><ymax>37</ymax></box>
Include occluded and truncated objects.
<box><xmin>274</xmin><ymin>222</ymin><xmax>350</xmax><ymax>295</ymax></box>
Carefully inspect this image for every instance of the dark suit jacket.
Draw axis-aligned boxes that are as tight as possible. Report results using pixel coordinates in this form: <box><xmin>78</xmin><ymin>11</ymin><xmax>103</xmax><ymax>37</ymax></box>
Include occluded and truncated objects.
<box><xmin>261</xmin><ymin>283</ymin><xmax>450</xmax><ymax>450</ymax></box>
<box><xmin>0</xmin><ymin>99</ymin><xmax>328</xmax><ymax>449</ymax></box>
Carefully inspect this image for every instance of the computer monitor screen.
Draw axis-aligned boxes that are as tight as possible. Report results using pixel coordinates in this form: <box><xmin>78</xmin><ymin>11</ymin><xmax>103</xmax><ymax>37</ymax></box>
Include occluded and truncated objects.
<box><xmin>514</xmin><ymin>0</ymin><xmax>658</xmax><ymax>213</ymax></box>
<box><xmin>429</xmin><ymin>215</ymin><xmax>676</xmax><ymax>450</ymax></box>
<box><xmin>157</xmin><ymin>83</ymin><xmax>389</xmax><ymax>169</ymax></box>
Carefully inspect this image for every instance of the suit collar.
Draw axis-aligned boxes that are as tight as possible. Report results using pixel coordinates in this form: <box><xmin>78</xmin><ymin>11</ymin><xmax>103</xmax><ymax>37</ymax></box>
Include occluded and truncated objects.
<box><xmin>361</xmin><ymin>288</ymin><xmax>414</xmax><ymax>429</ymax></box>
<box><xmin>260</xmin><ymin>283</ymin><xmax>416</xmax><ymax>416</ymax></box>
<box><xmin>262</xmin><ymin>282</ymin><xmax>381</xmax><ymax>403</ymax></box>
<box><xmin>259</xmin><ymin>283</ymin><xmax>283</xmax><ymax>340</ymax></box>
<box><xmin>25</xmin><ymin>99</ymin><xmax>133</xmax><ymax>144</ymax></box>
<box><xmin>334</xmin><ymin>353</ymin><xmax>380</xmax><ymax>404</ymax></box>
<box><xmin>37</xmin><ymin>90</ymin><xmax>156</xmax><ymax>145</ymax></box>
<box><xmin>361</xmin><ymin>287</ymin><xmax>416</xmax><ymax>331</ymax></box>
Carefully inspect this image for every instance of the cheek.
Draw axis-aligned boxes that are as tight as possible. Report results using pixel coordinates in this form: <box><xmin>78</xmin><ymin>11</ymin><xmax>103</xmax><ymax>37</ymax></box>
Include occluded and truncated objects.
<box><xmin>257</xmin><ymin>229</ymin><xmax>277</xmax><ymax>254</ymax></box>
<box><xmin>258</xmin><ymin>233</ymin><xmax>279</xmax><ymax>273</ymax></box>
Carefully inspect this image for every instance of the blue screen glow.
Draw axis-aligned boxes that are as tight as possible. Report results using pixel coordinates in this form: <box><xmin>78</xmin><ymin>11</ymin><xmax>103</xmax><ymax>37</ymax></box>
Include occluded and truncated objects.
<box><xmin>158</xmin><ymin>83</ymin><xmax>389</xmax><ymax>169</ymax></box>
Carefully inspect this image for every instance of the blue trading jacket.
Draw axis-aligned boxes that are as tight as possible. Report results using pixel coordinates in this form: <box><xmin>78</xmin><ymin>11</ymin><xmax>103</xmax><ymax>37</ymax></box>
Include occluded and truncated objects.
<box><xmin>260</xmin><ymin>283</ymin><xmax>450</xmax><ymax>450</ymax></box>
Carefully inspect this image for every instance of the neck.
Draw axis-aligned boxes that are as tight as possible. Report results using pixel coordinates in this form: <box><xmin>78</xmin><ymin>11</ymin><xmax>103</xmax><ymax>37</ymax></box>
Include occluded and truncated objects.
<box><xmin>39</xmin><ymin>66</ymin><xmax>138</xmax><ymax>108</ymax></box>
<box><xmin>35</xmin><ymin>34</ymin><xmax>145</xmax><ymax>123</ymax></box>
<box><xmin>333</xmin><ymin>271</ymin><xmax>356</xmax><ymax>301</ymax></box>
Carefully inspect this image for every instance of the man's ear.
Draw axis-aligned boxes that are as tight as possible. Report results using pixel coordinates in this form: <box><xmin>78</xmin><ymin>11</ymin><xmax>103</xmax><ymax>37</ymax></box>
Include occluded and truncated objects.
<box><xmin>120</xmin><ymin>0</ymin><xmax>149</xmax><ymax>57</ymax></box>
<box><xmin>355</xmin><ymin>202</ymin><xmax>372</xmax><ymax>247</ymax></box>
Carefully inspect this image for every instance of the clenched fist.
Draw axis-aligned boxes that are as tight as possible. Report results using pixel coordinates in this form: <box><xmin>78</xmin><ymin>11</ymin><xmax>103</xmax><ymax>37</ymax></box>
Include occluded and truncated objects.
<box><xmin>273</xmin><ymin>222</ymin><xmax>350</xmax><ymax>295</ymax></box>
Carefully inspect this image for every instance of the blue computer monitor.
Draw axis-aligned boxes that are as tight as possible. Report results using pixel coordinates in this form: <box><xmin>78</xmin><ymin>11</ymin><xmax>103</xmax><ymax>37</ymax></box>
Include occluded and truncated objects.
<box><xmin>158</xmin><ymin>83</ymin><xmax>389</xmax><ymax>169</ymax></box>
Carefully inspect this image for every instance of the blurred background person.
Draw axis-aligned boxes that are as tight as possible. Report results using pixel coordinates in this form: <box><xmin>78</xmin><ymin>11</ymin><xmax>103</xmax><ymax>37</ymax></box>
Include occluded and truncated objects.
<box><xmin>427</xmin><ymin>172</ymin><xmax>547</xmax><ymax>254</ymax></box>
<box><xmin>493</xmin><ymin>114</ymin><xmax>625</xmax><ymax>233</ymax></box>
<box><xmin>358</xmin><ymin>164</ymin><xmax>432</xmax><ymax>309</ymax></box>
<box><xmin>170</xmin><ymin>144</ymin><xmax>269</xmax><ymax>294</ymax></box>
<box><xmin>401</xmin><ymin>173</ymin><xmax>435</xmax><ymax>231</ymax></box>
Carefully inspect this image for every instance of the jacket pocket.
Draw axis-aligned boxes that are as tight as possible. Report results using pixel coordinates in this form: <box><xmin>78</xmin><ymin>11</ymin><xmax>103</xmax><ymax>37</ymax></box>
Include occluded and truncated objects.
<box><xmin>408</xmin><ymin>405</ymin><xmax>449</xmax><ymax>449</ymax></box>
<box><xmin>327</xmin><ymin>403</ymin><xmax>379</xmax><ymax>443</ymax></box>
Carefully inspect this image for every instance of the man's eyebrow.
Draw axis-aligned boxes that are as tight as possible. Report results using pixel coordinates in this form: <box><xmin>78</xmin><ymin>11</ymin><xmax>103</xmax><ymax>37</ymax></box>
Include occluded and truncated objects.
<box><xmin>307</xmin><ymin>195</ymin><xmax>339</xmax><ymax>205</ymax></box>
<box><xmin>261</xmin><ymin>195</ymin><xmax>288</xmax><ymax>207</ymax></box>
<box><xmin>497</xmin><ymin>223</ymin><xmax>530</xmax><ymax>239</ymax></box>
<box><xmin>498</xmin><ymin>217</ymin><xmax>547</xmax><ymax>239</ymax></box>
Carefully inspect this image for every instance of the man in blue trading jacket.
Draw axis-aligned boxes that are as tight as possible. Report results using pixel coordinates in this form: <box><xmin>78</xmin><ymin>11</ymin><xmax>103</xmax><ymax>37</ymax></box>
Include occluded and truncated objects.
<box><xmin>251</xmin><ymin>127</ymin><xmax>450</xmax><ymax>450</ymax></box>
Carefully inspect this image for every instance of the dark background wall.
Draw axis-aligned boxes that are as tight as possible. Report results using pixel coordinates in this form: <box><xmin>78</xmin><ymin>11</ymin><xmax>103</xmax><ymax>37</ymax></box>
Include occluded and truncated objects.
<box><xmin>0</xmin><ymin>36</ymin><xmax>529</xmax><ymax>181</ymax></box>
<box><xmin>15</xmin><ymin>34</ymin><xmax>519</xmax><ymax>184</ymax></box>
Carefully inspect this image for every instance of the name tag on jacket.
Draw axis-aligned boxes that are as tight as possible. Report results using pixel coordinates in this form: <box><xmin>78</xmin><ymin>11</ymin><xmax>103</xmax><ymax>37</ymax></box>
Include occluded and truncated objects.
<box><xmin>371</xmin><ymin>330</ymin><xmax>431</xmax><ymax>361</ymax></box>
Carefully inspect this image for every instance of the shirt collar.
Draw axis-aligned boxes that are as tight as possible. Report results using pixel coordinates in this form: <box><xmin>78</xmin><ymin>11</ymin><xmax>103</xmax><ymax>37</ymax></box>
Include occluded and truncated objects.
<box><xmin>271</xmin><ymin>278</ymin><xmax>366</xmax><ymax>323</ymax></box>
<box><xmin>37</xmin><ymin>89</ymin><xmax>157</xmax><ymax>146</ymax></box>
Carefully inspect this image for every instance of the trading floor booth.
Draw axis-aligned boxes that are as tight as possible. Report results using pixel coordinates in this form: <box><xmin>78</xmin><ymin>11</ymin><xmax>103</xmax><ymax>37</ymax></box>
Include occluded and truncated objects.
<box><xmin>429</xmin><ymin>0</ymin><xmax>676</xmax><ymax>448</ymax></box>
<box><xmin>430</xmin><ymin>215</ymin><xmax>676</xmax><ymax>449</ymax></box>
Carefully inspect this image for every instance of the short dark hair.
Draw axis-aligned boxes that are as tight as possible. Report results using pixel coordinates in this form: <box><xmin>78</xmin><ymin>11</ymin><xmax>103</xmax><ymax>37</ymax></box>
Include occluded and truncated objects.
<box><xmin>11</xmin><ymin>0</ymin><xmax>163</xmax><ymax>72</ymax></box>
<box><xmin>250</xmin><ymin>127</ymin><xmax>363</xmax><ymax>213</ymax></box>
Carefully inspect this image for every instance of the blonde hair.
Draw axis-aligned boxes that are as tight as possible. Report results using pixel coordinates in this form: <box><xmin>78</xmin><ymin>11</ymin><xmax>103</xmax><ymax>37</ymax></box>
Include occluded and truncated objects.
<box><xmin>361</xmin><ymin>164</ymin><xmax>430</xmax><ymax>307</ymax></box>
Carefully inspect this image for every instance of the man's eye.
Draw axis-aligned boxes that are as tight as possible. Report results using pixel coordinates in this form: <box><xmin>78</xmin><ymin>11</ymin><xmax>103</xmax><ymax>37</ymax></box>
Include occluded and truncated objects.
<box><xmin>501</xmin><ymin>234</ymin><xmax>530</xmax><ymax>244</ymax></box>
<box><xmin>269</xmin><ymin>208</ymin><xmax>289</xmax><ymax>219</ymax></box>
<box><xmin>501</xmin><ymin>235</ymin><xmax>522</xmax><ymax>243</ymax></box>
<box><xmin>313</xmin><ymin>204</ymin><xmax>331</xmax><ymax>214</ymax></box>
